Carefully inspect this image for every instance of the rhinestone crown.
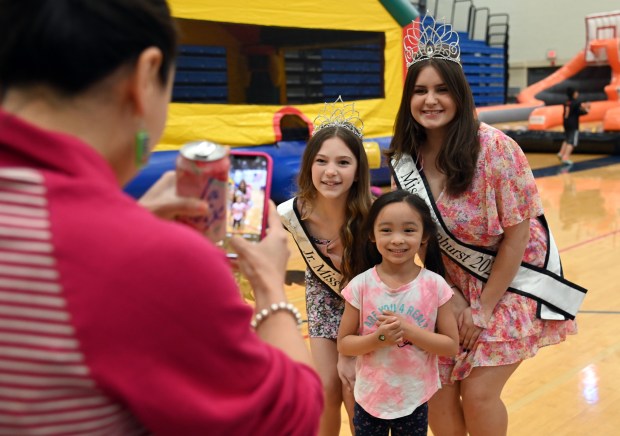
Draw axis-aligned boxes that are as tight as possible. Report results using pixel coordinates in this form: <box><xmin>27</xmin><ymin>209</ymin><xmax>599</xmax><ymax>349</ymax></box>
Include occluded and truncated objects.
<box><xmin>404</xmin><ymin>12</ymin><xmax>461</xmax><ymax>67</ymax></box>
<box><xmin>313</xmin><ymin>96</ymin><xmax>364</xmax><ymax>139</ymax></box>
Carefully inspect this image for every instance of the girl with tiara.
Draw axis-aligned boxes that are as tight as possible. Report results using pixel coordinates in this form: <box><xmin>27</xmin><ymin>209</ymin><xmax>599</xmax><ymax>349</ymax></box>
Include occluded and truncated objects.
<box><xmin>387</xmin><ymin>13</ymin><xmax>584</xmax><ymax>436</ymax></box>
<box><xmin>278</xmin><ymin>97</ymin><xmax>373</xmax><ymax>435</ymax></box>
<box><xmin>338</xmin><ymin>190</ymin><xmax>459</xmax><ymax>435</ymax></box>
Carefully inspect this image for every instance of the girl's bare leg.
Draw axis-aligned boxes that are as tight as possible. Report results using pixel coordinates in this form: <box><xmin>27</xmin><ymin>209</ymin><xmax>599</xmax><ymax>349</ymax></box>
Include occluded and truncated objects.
<box><xmin>429</xmin><ymin>381</ymin><xmax>467</xmax><ymax>436</ymax></box>
<box><xmin>310</xmin><ymin>338</ymin><xmax>344</xmax><ymax>436</ymax></box>
<box><xmin>460</xmin><ymin>362</ymin><xmax>521</xmax><ymax>436</ymax></box>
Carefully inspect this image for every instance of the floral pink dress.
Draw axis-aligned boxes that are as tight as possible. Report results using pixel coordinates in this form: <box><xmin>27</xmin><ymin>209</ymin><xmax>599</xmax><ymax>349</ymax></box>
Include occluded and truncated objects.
<box><xmin>434</xmin><ymin>123</ymin><xmax>577</xmax><ymax>383</ymax></box>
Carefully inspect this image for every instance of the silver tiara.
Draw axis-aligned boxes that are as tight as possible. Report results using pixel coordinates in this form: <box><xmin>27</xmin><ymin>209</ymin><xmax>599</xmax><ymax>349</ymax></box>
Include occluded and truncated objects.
<box><xmin>313</xmin><ymin>96</ymin><xmax>364</xmax><ymax>139</ymax></box>
<box><xmin>404</xmin><ymin>13</ymin><xmax>461</xmax><ymax>67</ymax></box>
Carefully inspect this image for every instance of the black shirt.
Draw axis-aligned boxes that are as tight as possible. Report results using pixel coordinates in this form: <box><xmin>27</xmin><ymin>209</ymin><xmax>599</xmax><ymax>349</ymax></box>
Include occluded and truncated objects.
<box><xmin>563</xmin><ymin>99</ymin><xmax>588</xmax><ymax>130</ymax></box>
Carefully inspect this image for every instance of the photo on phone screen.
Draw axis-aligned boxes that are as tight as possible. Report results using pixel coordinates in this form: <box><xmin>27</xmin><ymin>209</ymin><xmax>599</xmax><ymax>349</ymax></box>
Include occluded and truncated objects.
<box><xmin>222</xmin><ymin>151</ymin><xmax>273</xmax><ymax>258</ymax></box>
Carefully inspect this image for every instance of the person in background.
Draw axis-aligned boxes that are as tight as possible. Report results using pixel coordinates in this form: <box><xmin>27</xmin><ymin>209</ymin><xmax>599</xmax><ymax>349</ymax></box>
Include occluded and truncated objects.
<box><xmin>338</xmin><ymin>190</ymin><xmax>459</xmax><ymax>435</ymax></box>
<box><xmin>557</xmin><ymin>87</ymin><xmax>590</xmax><ymax>165</ymax></box>
<box><xmin>387</xmin><ymin>13</ymin><xmax>582</xmax><ymax>436</ymax></box>
<box><xmin>236</xmin><ymin>179</ymin><xmax>253</xmax><ymax>204</ymax></box>
<box><xmin>278</xmin><ymin>99</ymin><xmax>373</xmax><ymax>435</ymax></box>
<box><xmin>231</xmin><ymin>192</ymin><xmax>248</xmax><ymax>230</ymax></box>
<box><xmin>0</xmin><ymin>0</ymin><xmax>322</xmax><ymax>434</ymax></box>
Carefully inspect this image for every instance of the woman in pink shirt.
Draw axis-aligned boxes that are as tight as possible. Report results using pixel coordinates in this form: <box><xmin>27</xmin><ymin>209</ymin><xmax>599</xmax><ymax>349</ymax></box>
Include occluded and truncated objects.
<box><xmin>0</xmin><ymin>1</ymin><xmax>322</xmax><ymax>434</ymax></box>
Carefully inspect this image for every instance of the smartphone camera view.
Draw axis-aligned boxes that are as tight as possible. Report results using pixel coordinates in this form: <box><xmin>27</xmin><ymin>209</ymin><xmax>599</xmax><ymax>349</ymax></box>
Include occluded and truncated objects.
<box><xmin>222</xmin><ymin>151</ymin><xmax>272</xmax><ymax>258</ymax></box>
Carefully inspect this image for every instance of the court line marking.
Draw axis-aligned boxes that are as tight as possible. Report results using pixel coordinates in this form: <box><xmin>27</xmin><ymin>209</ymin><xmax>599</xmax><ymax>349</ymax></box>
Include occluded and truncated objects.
<box><xmin>559</xmin><ymin>228</ymin><xmax>620</xmax><ymax>253</ymax></box>
<box><xmin>532</xmin><ymin>155</ymin><xmax>620</xmax><ymax>178</ymax></box>
<box><xmin>578</xmin><ymin>310</ymin><xmax>620</xmax><ymax>315</ymax></box>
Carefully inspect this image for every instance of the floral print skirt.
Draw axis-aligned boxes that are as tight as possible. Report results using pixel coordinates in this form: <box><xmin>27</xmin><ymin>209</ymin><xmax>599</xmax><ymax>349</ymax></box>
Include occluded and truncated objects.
<box><xmin>305</xmin><ymin>270</ymin><xmax>345</xmax><ymax>339</ymax></box>
<box><xmin>438</xmin><ymin>290</ymin><xmax>578</xmax><ymax>383</ymax></box>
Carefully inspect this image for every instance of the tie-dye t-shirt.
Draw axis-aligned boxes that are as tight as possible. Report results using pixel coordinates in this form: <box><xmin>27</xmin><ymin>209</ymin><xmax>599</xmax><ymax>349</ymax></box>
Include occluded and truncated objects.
<box><xmin>342</xmin><ymin>267</ymin><xmax>453</xmax><ymax>419</ymax></box>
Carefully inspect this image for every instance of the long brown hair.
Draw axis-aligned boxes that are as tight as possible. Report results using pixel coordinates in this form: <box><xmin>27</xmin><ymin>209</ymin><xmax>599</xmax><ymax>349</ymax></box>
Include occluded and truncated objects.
<box><xmin>297</xmin><ymin>126</ymin><xmax>373</xmax><ymax>287</ymax></box>
<box><xmin>385</xmin><ymin>59</ymin><xmax>480</xmax><ymax>195</ymax></box>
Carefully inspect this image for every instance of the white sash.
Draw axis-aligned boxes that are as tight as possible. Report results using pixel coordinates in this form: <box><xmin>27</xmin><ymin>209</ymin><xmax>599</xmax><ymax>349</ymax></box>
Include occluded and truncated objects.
<box><xmin>277</xmin><ymin>198</ymin><xmax>343</xmax><ymax>295</ymax></box>
<box><xmin>391</xmin><ymin>155</ymin><xmax>587</xmax><ymax>320</ymax></box>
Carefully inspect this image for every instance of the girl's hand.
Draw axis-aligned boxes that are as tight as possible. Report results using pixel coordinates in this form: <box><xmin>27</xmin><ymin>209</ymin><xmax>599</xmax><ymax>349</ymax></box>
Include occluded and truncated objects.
<box><xmin>138</xmin><ymin>171</ymin><xmax>209</xmax><ymax>221</ymax></box>
<box><xmin>375</xmin><ymin>315</ymin><xmax>404</xmax><ymax>346</ymax></box>
<box><xmin>378</xmin><ymin>310</ymin><xmax>410</xmax><ymax>329</ymax></box>
<box><xmin>380</xmin><ymin>310</ymin><xmax>417</xmax><ymax>346</ymax></box>
<box><xmin>337</xmin><ymin>355</ymin><xmax>356</xmax><ymax>393</ymax></box>
<box><xmin>377</xmin><ymin>311</ymin><xmax>401</xmax><ymax>322</ymax></box>
<box><xmin>458</xmin><ymin>307</ymin><xmax>483</xmax><ymax>351</ymax></box>
<box><xmin>480</xmin><ymin>305</ymin><xmax>494</xmax><ymax>325</ymax></box>
<box><xmin>450</xmin><ymin>286</ymin><xmax>469</xmax><ymax>318</ymax></box>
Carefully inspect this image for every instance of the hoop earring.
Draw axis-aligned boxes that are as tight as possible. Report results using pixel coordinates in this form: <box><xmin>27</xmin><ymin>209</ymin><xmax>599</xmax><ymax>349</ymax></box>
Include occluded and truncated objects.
<box><xmin>134</xmin><ymin>128</ymin><xmax>150</xmax><ymax>167</ymax></box>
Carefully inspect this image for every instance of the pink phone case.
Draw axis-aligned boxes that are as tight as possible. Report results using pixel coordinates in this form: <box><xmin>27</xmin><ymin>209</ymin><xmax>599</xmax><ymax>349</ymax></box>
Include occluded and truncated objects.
<box><xmin>228</xmin><ymin>150</ymin><xmax>273</xmax><ymax>241</ymax></box>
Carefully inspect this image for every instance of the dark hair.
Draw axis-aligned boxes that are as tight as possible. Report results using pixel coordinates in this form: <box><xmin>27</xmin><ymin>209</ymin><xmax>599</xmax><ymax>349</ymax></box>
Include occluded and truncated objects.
<box><xmin>297</xmin><ymin>125</ymin><xmax>373</xmax><ymax>287</ymax></box>
<box><xmin>385</xmin><ymin>59</ymin><xmax>480</xmax><ymax>196</ymax></box>
<box><xmin>0</xmin><ymin>0</ymin><xmax>177</xmax><ymax>96</ymax></box>
<box><xmin>363</xmin><ymin>190</ymin><xmax>445</xmax><ymax>276</ymax></box>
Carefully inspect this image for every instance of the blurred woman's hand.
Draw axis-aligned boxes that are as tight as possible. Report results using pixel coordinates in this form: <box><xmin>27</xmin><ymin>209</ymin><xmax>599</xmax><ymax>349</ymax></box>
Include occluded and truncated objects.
<box><xmin>138</xmin><ymin>170</ymin><xmax>209</xmax><ymax>221</ymax></box>
<box><xmin>229</xmin><ymin>201</ymin><xmax>290</xmax><ymax>304</ymax></box>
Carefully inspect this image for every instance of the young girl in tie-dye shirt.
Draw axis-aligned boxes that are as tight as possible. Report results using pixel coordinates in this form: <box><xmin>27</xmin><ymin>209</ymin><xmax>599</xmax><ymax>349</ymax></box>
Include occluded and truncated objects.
<box><xmin>338</xmin><ymin>190</ymin><xmax>459</xmax><ymax>435</ymax></box>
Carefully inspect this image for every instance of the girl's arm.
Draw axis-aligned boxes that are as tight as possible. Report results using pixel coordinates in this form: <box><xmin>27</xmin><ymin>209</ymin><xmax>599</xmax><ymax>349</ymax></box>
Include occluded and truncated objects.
<box><xmin>382</xmin><ymin>302</ymin><xmax>459</xmax><ymax>357</ymax></box>
<box><xmin>337</xmin><ymin>302</ymin><xmax>403</xmax><ymax>356</ymax></box>
<box><xmin>449</xmin><ymin>285</ymin><xmax>469</xmax><ymax>317</ymax></box>
<box><xmin>458</xmin><ymin>219</ymin><xmax>530</xmax><ymax>351</ymax></box>
<box><xmin>337</xmin><ymin>354</ymin><xmax>356</xmax><ymax>393</ymax></box>
<box><xmin>479</xmin><ymin>219</ymin><xmax>530</xmax><ymax>323</ymax></box>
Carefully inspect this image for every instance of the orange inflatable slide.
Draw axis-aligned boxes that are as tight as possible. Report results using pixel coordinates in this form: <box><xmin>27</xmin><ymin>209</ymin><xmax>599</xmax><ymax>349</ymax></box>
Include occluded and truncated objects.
<box><xmin>477</xmin><ymin>10</ymin><xmax>620</xmax><ymax>133</ymax></box>
<box><xmin>526</xmin><ymin>38</ymin><xmax>620</xmax><ymax>132</ymax></box>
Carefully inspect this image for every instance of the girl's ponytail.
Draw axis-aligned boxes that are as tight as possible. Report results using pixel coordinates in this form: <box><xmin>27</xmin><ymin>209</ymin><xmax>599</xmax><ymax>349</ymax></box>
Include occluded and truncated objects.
<box><xmin>403</xmin><ymin>193</ymin><xmax>446</xmax><ymax>277</ymax></box>
<box><xmin>422</xmin><ymin>235</ymin><xmax>445</xmax><ymax>277</ymax></box>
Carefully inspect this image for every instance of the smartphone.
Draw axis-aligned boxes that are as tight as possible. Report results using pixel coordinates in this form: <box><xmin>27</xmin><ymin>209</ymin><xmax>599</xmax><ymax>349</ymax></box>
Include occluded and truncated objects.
<box><xmin>222</xmin><ymin>150</ymin><xmax>273</xmax><ymax>258</ymax></box>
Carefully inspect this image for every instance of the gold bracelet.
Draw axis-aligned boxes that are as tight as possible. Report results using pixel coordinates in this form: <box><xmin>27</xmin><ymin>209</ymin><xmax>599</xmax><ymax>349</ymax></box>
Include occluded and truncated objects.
<box><xmin>251</xmin><ymin>302</ymin><xmax>303</xmax><ymax>330</ymax></box>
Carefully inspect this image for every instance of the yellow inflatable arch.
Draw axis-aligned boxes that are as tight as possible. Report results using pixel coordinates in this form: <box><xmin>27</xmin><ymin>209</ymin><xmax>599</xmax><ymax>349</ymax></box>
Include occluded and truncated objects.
<box><xmin>159</xmin><ymin>0</ymin><xmax>418</xmax><ymax>151</ymax></box>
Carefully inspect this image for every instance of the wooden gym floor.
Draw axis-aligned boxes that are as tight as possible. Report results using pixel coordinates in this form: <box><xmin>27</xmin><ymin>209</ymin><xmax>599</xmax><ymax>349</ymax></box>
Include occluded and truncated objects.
<box><xmin>280</xmin><ymin>152</ymin><xmax>620</xmax><ymax>436</ymax></box>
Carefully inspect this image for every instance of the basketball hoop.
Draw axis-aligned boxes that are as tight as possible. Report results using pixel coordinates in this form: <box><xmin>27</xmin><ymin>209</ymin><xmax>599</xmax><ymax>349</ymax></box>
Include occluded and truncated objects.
<box><xmin>584</xmin><ymin>11</ymin><xmax>619</xmax><ymax>63</ymax></box>
<box><xmin>588</xmin><ymin>40</ymin><xmax>609</xmax><ymax>63</ymax></box>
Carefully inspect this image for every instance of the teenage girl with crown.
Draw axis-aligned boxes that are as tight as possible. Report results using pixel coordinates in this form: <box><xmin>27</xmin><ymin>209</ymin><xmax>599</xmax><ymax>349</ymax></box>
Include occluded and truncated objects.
<box><xmin>387</xmin><ymin>13</ymin><xmax>584</xmax><ymax>436</ymax></box>
<box><xmin>278</xmin><ymin>98</ymin><xmax>373</xmax><ymax>435</ymax></box>
<box><xmin>338</xmin><ymin>189</ymin><xmax>459</xmax><ymax>435</ymax></box>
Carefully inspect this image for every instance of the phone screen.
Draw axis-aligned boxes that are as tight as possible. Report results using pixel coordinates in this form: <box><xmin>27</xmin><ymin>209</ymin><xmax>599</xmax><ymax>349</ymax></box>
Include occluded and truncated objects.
<box><xmin>222</xmin><ymin>151</ymin><xmax>272</xmax><ymax>258</ymax></box>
